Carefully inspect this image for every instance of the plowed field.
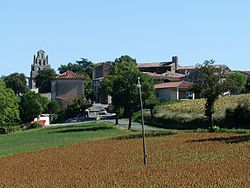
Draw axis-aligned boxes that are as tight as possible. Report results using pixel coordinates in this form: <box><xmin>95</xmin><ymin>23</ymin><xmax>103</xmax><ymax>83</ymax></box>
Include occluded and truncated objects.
<box><xmin>0</xmin><ymin>133</ymin><xmax>249</xmax><ymax>187</ymax></box>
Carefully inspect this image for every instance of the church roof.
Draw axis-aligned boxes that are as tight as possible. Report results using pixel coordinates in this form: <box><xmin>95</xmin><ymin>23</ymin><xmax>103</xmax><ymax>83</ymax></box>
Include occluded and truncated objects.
<box><xmin>55</xmin><ymin>71</ymin><xmax>83</xmax><ymax>80</ymax></box>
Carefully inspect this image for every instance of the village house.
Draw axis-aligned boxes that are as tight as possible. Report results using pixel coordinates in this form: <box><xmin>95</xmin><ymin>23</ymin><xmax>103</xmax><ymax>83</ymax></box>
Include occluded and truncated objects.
<box><xmin>137</xmin><ymin>56</ymin><xmax>186</xmax><ymax>82</ymax></box>
<box><xmin>51</xmin><ymin>71</ymin><xmax>84</xmax><ymax>108</ymax></box>
<box><xmin>154</xmin><ymin>81</ymin><xmax>194</xmax><ymax>100</ymax></box>
<box><xmin>92</xmin><ymin>62</ymin><xmax>113</xmax><ymax>104</ymax></box>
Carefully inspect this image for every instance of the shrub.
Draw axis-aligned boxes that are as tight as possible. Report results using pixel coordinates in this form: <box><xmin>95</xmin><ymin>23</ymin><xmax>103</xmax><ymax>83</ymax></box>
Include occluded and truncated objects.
<box><xmin>28</xmin><ymin>121</ymin><xmax>44</xmax><ymax>129</ymax></box>
<box><xmin>0</xmin><ymin>127</ymin><xmax>7</xmax><ymax>134</ymax></box>
<box><xmin>225</xmin><ymin>98</ymin><xmax>250</xmax><ymax>129</ymax></box>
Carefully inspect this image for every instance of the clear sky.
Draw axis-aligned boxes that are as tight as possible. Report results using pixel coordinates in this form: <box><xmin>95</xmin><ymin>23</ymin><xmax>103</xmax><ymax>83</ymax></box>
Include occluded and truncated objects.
<box><xmin>0</xmin><ymin>0</ymin><xmax>249</xmax><ymax>77</ymax></box>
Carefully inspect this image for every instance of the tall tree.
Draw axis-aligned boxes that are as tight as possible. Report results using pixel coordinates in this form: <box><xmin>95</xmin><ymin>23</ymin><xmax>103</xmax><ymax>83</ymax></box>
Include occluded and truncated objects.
<box><xmin>3</xmin><ymin>73</ymin><xmax>29</xmax><ymax>96</ymax></box>
<box><xmin>192</xmin><ymin>60</ymin><xmax>226</xmax><ymax>130</ymax></box>
<box><xmin>19</xmin><ymin>92</ymin><xmax>49</xmax><ymax>123</ymax></box>
<box><xmin>0</xmin><ymin>79</ymin><xmax>20</xmax><ymax>127</ymax></box>
<box><xmin>224</xmin><ymin>71</ymin><xmax>247</xmax><ymax>94</ymax></box>
<box><xmin>35</xmin><ymin>68</ymin><xmax>57</xmax><ymax>93</ymax></box>
<box><xmin>102</xmin><ymin>55</ymin><xmax>156</xmax><ymax>129</ymax></box>
<box><xmin>58</xmin><ymin>58</ymin><xmax>94</xmax><ymax>99</ymax></box>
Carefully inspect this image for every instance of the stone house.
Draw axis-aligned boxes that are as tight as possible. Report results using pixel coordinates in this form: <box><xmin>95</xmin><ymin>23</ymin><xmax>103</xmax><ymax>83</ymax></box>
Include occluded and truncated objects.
<box><xmin>137</xmin><ymin>56</ymin><xmax>185</xmax><ymax>81</ymax></box>
<box><xmin>177</xmin><ymin>64</ymin><xmax>231</xmax><ymax>82</ymax></box>
<box><xmin>51</xmin><ymin>71</ymin><xmax>84</xmax><ymax>108</ymax></box>
<box><xmin>92</xmin><ymin>63</ymin><xmax>113</xmax><ymax>104</ymax></box>
<box><xmin>154</xmin><ymin>81</ymin><xmax>194</xmax><ymax>100</ymax></box>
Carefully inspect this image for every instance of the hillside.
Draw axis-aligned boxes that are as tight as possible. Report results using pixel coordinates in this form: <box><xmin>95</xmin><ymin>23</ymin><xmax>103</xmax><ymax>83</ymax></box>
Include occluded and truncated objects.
<box><xmin>157</xmin><ymin>94</ymin><xmax>250</xmax><ymax>115</ymax></box>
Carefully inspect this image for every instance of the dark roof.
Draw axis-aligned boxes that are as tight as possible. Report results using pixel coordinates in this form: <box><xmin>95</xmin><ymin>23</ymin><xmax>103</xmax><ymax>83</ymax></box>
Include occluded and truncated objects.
<box><xmin>143</xmin><ymin>72</ymin><xmax>185</xmax><ymax>79</ymax></box>
<box><xmin>178</xmin><ymin>64</ymin><xmax>230</xmax><ymax>70</ymax></box>
<box><xmin>154</xmin><ymin>81</ymin><xmax>192</xmax><ymax>89</ymax></box>
<box><xmin>137</xmin><ymin>61</ymin><xmax>173</xmax><ymax>68</ymax></box>
<box><xmin>240</xmin><ymin>71</ymin><xmax>250</xmax><ymax>75</ymax></box>
<box><xmin>55</xmin><ymin>71</ymin><xmax>83</xmax><ymax>80</ymax></box>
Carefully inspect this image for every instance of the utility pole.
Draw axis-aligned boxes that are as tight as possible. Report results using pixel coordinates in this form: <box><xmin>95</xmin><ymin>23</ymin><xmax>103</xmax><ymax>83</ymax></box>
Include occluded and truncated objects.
<box><xmin>137</xmin><ymin>77</ymin><xmax>147</xmax><ymax>166</ymax></box>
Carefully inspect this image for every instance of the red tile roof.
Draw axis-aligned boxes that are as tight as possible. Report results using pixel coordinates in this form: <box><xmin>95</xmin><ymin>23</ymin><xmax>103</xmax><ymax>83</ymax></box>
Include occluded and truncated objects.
<box><xmin>55</xmin><ymin>71</ymin><xmax>83</xmax><ymax>79</ymax></box>
<box><xmin>154</xmin><ymin>81</ymin><xmax>193</xmax><ymax>89</ymax></box>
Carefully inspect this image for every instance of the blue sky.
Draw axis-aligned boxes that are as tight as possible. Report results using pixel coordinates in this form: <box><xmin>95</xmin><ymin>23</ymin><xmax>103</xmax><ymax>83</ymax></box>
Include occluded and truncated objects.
<box><xmin>0</xmin><ymin>0</ymin><xmax>249</xmax><ymax>76</ymax></box>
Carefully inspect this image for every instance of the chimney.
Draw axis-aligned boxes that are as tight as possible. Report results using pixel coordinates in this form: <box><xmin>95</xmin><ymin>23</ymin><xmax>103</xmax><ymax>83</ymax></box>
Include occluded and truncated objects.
<box><xmin>172</xmin><ymin>56</ymin><xmax>178</xmax><ymax>71</ymax></box>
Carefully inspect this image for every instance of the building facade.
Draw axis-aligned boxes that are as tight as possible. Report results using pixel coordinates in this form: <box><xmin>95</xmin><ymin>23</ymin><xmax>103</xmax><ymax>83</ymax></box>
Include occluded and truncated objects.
<box><xmin>51</xmin><ymin>71</ymin><xmax>84</xmax><ymax>108</ymax></box>
<box><xmin>92</xmin><ymin>63</ymin><xmax>113</xmax><ymax>104</ymax></box>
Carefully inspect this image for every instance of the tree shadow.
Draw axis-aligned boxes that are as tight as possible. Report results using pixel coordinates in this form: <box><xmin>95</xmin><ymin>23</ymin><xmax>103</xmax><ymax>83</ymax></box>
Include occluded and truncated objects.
<box><xmin>188</xmin><ymin>135</ymin><xmax>250</xmax><ymax>144</ymax></box>
<box><xmin>54</xmin><ymin>126</ymin><xmax>113</xmax><ymax>133</ymax></box>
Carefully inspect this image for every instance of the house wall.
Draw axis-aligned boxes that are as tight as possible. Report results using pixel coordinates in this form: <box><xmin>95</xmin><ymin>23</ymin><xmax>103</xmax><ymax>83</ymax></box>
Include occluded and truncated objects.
<box><xmin>51</xmin><ymin>79</ymin><xmax>84</xmax><ymax>101</ymax></box>
<box><xmin>156</xmin><ymin>88</ymin><xmax>177</xmax><ymax>100</ymax></box>
<box><xmin>93</xmin><ymin>63</ymin><xmax>113</xmax><ymax>79</ymax></box>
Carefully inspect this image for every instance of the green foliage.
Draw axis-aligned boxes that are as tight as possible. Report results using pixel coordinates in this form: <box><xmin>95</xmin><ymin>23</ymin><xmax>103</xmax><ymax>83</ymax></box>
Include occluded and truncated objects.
<box><xmin>28</xmin><ymin>122</ymin><xmax>43</xmax><ymax>129</ymax></box>
<box><xmin>35</xmin><ymin>68</ymin><xmax>57</xmax><ymax>93</ymax></box>
<box><xmin>57</xmin><ymin>99</ymin><xmax>91</xmax><ymax>122</ymax></box>
<box><xmin>58</xmin><ymin>58</ymin><xmax>94</xmax><ymax>100</ymax></box>
<box><xmin>3</xmin><ymin>72</ymin><xmax>29</xmax><ymax>96</ymax></box>
<box><xmin>19</xmin><ymin>92</ymin><xmax>48</xmax><ymax>123</ymax></box>
<box><xmin>47</xmin><ymin>100</ymin><xmax>61</xmax><ymax>114</ymax></box>
<box><xmin>225</xmin><ymin>98</ymin><xmax>250</xmax><ymax>129</ymax></box>
<box><xmin>224</xmin><ymin>71</ymin><xmax>247</xmax><ymax>94</ymax></box>
<box><xmin>0</xmin><ymin>79</ymin><xmax>20</xmax><ymax>128</ymax></box>
<box><xmin>192</xmin><ymin>60</ymin><xmax>227</xmax><ymax>129</ymax></box>
<box><xmin>102</xmin><ymin>55</ymin><xmax>156</xmax><ymax>129</ymax></box>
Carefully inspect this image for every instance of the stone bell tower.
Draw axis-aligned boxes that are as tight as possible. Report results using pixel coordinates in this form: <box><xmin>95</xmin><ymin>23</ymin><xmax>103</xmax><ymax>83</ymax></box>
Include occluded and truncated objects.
<box><xmin>29</xmin><ymin>50</ymin><xmax>50</xmax><ymax>89</ymax></box>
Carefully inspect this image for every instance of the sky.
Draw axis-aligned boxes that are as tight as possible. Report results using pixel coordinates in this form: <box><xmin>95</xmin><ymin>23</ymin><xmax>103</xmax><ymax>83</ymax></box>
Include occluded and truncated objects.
<box><xmin>0</xmin><ymin>0</ymin><xmax>250</xmax><ymax>77</ymax></box>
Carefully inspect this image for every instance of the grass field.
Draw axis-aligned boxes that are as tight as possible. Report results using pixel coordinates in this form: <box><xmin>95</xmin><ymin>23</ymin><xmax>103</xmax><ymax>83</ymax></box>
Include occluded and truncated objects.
<box><xmin>0</xmin><ymin>131</ymin><xmax>249</xmax><ymax>187</ymax></box>
<box><xmin>0</xmin><ymin>122</ymin><xmax>134</xmax><ymax>157</ymax></box>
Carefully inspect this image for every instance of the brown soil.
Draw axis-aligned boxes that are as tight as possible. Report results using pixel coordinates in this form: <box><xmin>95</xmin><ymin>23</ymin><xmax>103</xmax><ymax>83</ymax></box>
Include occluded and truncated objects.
<box><xmin>0</xmin><ymin>133</ymin><xmax>249</xmax><ymax>187</ymax></box>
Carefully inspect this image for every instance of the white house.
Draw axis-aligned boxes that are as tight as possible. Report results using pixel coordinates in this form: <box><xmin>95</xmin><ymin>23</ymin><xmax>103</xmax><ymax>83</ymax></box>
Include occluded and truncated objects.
<box><xmin>154</xmin><ymin>81</ymin><xmax>194</xmax><ymax>100</ymax></box>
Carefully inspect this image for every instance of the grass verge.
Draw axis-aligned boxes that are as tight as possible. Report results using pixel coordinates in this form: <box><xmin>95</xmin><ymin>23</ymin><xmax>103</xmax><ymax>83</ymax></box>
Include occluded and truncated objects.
<box><xmin>0</xmin><ymin>121</ymin><xmax>133</xmax><ymax>157</ymax></box>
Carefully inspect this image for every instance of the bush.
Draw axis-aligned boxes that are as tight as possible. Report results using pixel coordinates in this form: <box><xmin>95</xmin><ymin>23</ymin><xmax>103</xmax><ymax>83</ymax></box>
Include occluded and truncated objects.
<box><xmin>28</xmin><ymin>121</ymin><xmax>44</xmax><ymax>129</ymax></box>
<box><xmin>0</xmin><ymin>127</ymin><xmax>7</xmax><ymax>134</ymax></box>
<box><xmin>225</xmin><ymin>99</ymin><xmax>250</xmax><ymax>129</ymax></box>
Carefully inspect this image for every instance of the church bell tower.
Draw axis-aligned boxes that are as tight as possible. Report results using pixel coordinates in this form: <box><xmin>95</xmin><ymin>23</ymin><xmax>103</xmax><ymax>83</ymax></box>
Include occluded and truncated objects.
<box><xmin>29</xmin><ymin>50</ymin><xmax>50</xmax><ymax>89</ymax></box>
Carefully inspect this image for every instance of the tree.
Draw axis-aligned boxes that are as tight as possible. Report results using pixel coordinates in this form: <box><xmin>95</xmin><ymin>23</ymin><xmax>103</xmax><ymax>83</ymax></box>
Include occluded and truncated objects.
<box><xmin>3</xmin><ymin>73</ymin><xmax>29</xmax><ymax>96</ymax></box>
<box><xmin>0</xmin><ymin>79</ymin><xmax>20</xmax><ymax>128</ymax></box>
<box><xmin>102</xmin><ymin>55</ymin><xmax>156</xmax><ymax>129</ymax></box>
<box><xmin>63</xmin><ymin>99</ymin><xmax>91</xmax><ymax>121</ymax></box>
<box><xmin>58</xmin><ymin>58</ymin><xmax>94</xmax><ymax>100</ymax></box>
<box><xmin>224</xmin><ymin>71</ymin><xmax>247</xmax><ymax>95</ymax></box>
<box><xmin>192</xmin><ymin>60</ymin><xmax>226</xmax><ymax>130</ymax></box>
<box><xmin>19</xmin><ymin>92</ymin><xmax>49</xmax><ymax>123</ymax></box>
<box><xmin>35</xmin><ymin>68</ymin><xmax>57</xmax><ymax>93</ymax></box>
<box><xmin>47</xmin><ymin>100</ymin><xmax>61</xmax><ymax>114</ymax></box>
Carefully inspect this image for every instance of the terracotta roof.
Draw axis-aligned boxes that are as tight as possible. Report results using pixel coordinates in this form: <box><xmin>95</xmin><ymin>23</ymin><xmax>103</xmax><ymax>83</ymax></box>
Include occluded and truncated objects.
<box><xmin>154</xmin><ymin>81</ymin><xmax>192</xmax><ymax>89</ymax></box>
<box><xmin>137</xmin><ymin>62</ymin><xmax>173</xmax><ymax>68</ymax></box>
<box><xmin>55</xmin><ymin>71</ymin><xmax>83</xmax><ymax>79</ymax></box>
<box><xmin>240</xmin><ymin>71</ymin><xmax>250</xmax><ymax>75</ymax></box>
